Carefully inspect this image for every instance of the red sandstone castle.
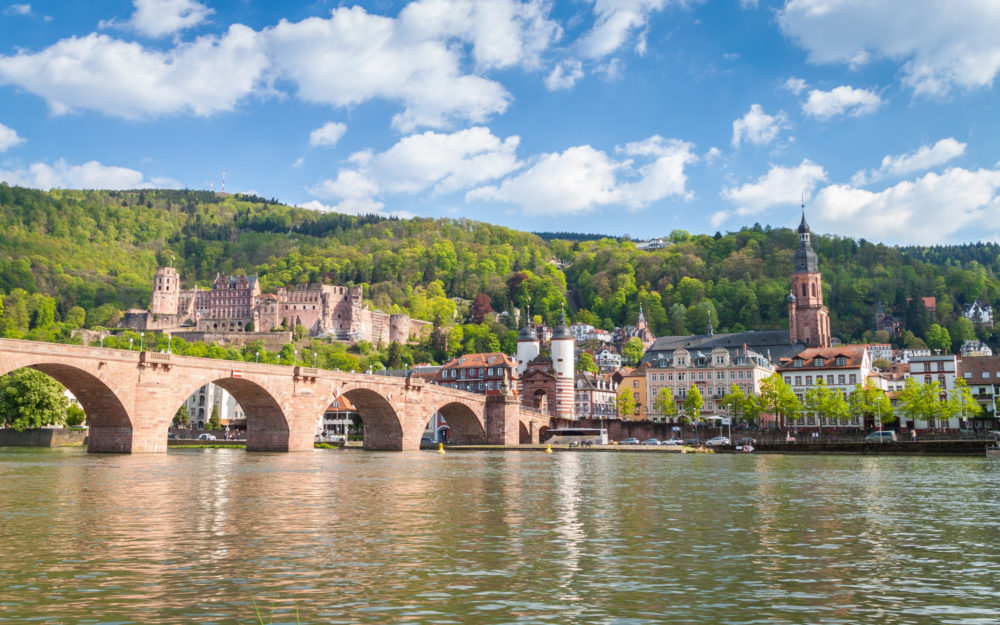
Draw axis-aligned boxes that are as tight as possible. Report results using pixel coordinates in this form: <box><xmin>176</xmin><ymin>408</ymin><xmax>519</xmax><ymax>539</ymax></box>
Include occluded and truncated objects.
<box><xmin>123</xmin><ymin>266</ymin><xmax>429</xmax><ymax>346</ymax></box>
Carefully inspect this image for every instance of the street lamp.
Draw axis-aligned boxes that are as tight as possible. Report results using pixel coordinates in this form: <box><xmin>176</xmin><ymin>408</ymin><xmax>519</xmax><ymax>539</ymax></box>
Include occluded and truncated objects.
<box><xmin>100</xmin><ymin>334</ymin><xmax>106</xmax><ymax>348</ymax></box>
<box><xmin>129</xmin><ymin>337</ymin><xmax>134</xmax><ymax>351</ymax></box>
<box><xmin>255</xmin><ymin>351</ymin><xmax>260</xmax><ymax>363</ymax></box>
<box><xmin>293</xmin><ymin>350</ymin><xmax>298</xmax><ymax>367</ymax></box>
<box><xmin>166</xmin><ymin>333</ymin><xmax>172</xmax><ymax>354</ymax></box>
<box><xmin>313</xmin><ymin>352</ymin><xmax>318</xmax><ymax>367</ymax></box>
<box><xmin>139</xmin><ymin>332</ymin><xmax>145</xmax><ymax>352</ymax></box>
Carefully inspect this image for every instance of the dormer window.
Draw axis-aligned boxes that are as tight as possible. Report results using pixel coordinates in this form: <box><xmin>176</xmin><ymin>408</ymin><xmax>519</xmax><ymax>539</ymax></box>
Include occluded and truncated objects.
<box><xmin>835</xmin><ymin>357</ymin><xmax>847</xmax><ymax>367</ymax></box>
<box><xmin>814</xmin><ymin>357</ymin><xmax>825</xmax><ymax>367</ymax></box>
<box><xmin>793</xmin><ymin>359</ymin><xmax>803</xmax><ymax>368</ymax></box>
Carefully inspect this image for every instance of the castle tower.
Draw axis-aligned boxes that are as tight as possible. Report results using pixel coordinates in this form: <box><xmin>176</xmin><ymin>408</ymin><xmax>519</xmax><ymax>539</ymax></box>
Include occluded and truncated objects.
<box><xmin>515</xmin><ymin>311</ymin><xmax>540</xmax><ymax>395</ymax></box>
<box><xmin>550</xmin><ymin>308</ymin><xmax>575</xmax><ymax>419</ymax></box>
<box><xmin>788</xmin><ymin>211</ymin><xmax>831</xmax><ymax>348</ymax></box>
<box><xmin>150</xmin><ymin>267</ymin><xmax>180</xmax><ymax>316</ymax></box>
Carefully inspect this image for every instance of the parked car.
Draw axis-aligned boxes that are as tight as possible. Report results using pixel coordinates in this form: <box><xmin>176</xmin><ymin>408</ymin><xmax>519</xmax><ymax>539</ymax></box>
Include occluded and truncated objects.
<box><xmin>420</xmin><ymin>437</ymin><xmax>437</xmax><ymax>449</ymax></box>
<box><xmin>735</xmin><ymin>437</ymin><xmax>757</xmax><ymax>446</ymax></box>
<box><xmin>620</xmin><ymin>437</ymin><xmax>641</xmax><ymax>445</ymax></box>
<box><xmin>660</xmin><ymin>438</ymin><xmax>682</xmax><ymax>445</ymax></box>
<box><xmin>705</xmin><ymin>436</ymin><xmax>731</xmax><ymax>447</ymax></box>
<box><xmin>684</xmin><ymin>438</ymin><xmax>703</xmax><ymax>447</ymax></box>
<box><xmin>864</xmin><ymin>431</ymin><xmax>898</xmax><ymax>442</ymax></box>
<box><xmin>642</xmin><ymin>438</ymin><xmax>660</xmax><ymax>445</ymax></box>
<box><xmin>197</xmin><ymin>433</ymin><xmax>217</xmax><ymax>441</ymax></box>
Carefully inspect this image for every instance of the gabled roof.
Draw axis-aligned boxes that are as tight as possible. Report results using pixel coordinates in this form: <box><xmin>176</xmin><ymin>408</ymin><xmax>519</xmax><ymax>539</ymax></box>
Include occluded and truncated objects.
<box><xmin>439</xmin><ymin>352</ymin><xmax>515</xmax><ymax>370</ymax></box>
<box><xmin>778</xmin><ymin>345</ymin><xmax>867</xmax><ymax>371</ymax></box>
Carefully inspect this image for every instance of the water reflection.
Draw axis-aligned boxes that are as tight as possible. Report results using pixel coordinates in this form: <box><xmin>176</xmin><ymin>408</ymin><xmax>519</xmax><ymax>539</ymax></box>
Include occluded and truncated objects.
<box><xmin>1</xmin><ymin>449</ymin><xmax>1000</xmax><ymax>624</ymax></box>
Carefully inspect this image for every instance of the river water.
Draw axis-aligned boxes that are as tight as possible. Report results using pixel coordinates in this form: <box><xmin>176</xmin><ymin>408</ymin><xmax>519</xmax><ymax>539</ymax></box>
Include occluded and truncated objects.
<box><xmin>1</xmin><ymin>448</ymin><xmax>999</xmax><ymax>624</ymax></box>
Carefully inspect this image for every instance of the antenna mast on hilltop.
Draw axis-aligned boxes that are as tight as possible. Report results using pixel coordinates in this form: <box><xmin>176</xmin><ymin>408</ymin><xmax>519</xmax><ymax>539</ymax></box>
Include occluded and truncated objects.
<box><xmin>222</xmin><ymin>169</ymin><xmax>226</xmax><ymax>194</ymax></box>
<box><xmin>210</xmin><ymin>179</ymin><xmax>214</xmax><ymax>192</ymax></box>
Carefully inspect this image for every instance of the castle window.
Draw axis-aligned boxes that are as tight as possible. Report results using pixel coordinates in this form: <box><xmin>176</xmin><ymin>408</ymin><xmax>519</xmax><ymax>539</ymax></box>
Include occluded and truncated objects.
<box><xmin>811</xmin><ymin>284</ymin><xmax>816</xmax><ymax>297</ymax></box>
<box><xmin>801</xmin><ymin>284</ymin><xmax>807</xmax><ymax>297</ymax></box>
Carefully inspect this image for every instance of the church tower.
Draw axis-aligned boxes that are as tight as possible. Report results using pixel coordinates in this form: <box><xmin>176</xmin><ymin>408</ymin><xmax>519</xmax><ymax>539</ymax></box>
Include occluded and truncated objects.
<box><xmin>788</xmin><ymin>211</ymin><xmax>831</xmax><ymax>348</ymax></box>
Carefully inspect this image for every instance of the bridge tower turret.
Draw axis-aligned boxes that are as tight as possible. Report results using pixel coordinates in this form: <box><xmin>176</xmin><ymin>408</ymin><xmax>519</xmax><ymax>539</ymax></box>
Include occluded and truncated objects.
<box><xmin>550</xmin><ymin>308</ymin><xmax>575</xmax><ymax>419</ymax></box>
<box><xmin>515</xmin><ymin>311</ymin><xmax>539</xmax><ymax>396</ymax></box>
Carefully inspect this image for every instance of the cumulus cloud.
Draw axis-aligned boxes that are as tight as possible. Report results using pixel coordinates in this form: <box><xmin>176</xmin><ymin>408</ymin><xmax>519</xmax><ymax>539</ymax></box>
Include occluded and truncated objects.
<box><xmin>802</xmin><ymin>85</ymin><xmax>882</xmax><ymax>120</ymax></box>
<box><xmin>0</xmin><ymin>122</ymin><xmax>25</xmax><ymax>151</ymax></box>
<box><xmin>721</xmin><ymin>159</ymin><xmax>827</xmax><ymax>215</ymax></box>
<box><xmin>0</xmin><ymin>159</ymin><xmax>181</xmax><ymax>189</ymax></box>
<box><xmin>577</xmin><ymin>0</ymin><xmax>674</xmax><ymax>59</ymax></box>
<box><xmin>264</xmin><ymin>6</ymin><xmax>517</xmax><ymax>131</ymax></box>
<box><xmin>309</xmin><ymin>122</ymin><xmax>347</xmax><ymax>148</ymax></box>
<box><xmin>732</xmin><ymin>104</ymin><xmax>788</xmax><ymax>147</ymax></box>
<box><xmin>310</xmin><ymin>127</ymin><xmax>522</xmax><ymax>210</ymax></box>
<box><xmin>467</xmin><ymin>135</ymin><xmax>697</xmax><ymax>215</ymax></box>
<box><xmin>783</xmin><ymin>76</ymin><xmax>807</xmax><ymax>95</ymax></box>
<box><xmin>813</xmin><ymin>167</ymin><xmax>1000</xmax><ymax>244</ymax></box>
<box><xmin>101</xmin><ymin>0</ymin><xmax>214</xmax><ymax>38</ymax></box>
<box><xmin>545</xmin><ymin>59</ymin><xmax>584</xmax><ymax>90</ymax></box>
<box><xmin>0</xmin><ymin>1</ymin><xmax>560</xmax><ymax>129</ymax></box>
<box><xmin>778</xmin><ymin>0</ymin><xmax>1000</xmax><ymax>96</ymax></box>
<box><xmin>0</xmin><ymin>26</ymin><xmax>268</xmax><ymax>118</ymax></box>
<box><xmin>855</xmin><ymin>137</ymin><xmax>967</xmax><ymax>185</ymax></box>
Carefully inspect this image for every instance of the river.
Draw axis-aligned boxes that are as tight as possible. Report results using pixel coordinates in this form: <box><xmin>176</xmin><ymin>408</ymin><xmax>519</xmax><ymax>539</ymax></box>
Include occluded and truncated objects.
<box><xmin>1</xmin><ymin>448</ymin><xmax>999</xmax><ymax>624</ymax></box>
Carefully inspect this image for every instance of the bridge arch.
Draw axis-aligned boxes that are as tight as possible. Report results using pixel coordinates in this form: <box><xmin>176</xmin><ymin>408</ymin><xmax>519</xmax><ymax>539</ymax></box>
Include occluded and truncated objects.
<box><xmin>173</xmin><ymin>376</ymin><xmax>289</xmax><ymax>451</ymax></box>
<box><xmin>432</xmin><ymin>401</ymin><xmax>486</xmax><ymax>445</ymax></box>
<box><xmin>341</xmin><ymin>388</ymin><xmax>403</xmax><ymax>450</ymax></box>
<box><xmin>1</xmin><ymin>363</ymin><xmax>133</xmax><ymax>452</ymax></box>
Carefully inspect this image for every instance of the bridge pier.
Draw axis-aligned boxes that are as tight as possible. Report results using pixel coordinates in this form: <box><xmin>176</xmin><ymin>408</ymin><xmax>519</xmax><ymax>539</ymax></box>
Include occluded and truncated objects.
<box><xmin>485</xmin><ymin>394</ymin><xmax>524</xmax><ymax>446</ymax></box>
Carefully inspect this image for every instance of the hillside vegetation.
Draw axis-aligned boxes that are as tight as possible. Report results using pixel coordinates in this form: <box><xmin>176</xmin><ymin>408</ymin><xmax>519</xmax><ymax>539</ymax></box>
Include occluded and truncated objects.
<box><xmin>1</xmin><ymin>184</ymin><xmax>999</xmax><ymax>358</ymax></box>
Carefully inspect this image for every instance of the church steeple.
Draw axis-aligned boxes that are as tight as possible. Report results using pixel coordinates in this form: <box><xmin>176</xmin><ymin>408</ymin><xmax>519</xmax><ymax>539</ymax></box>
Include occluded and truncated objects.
<box><xmin>788</xmin><ymin>201</ymin><xmax>830</xmax><ymax>348</ymax></box>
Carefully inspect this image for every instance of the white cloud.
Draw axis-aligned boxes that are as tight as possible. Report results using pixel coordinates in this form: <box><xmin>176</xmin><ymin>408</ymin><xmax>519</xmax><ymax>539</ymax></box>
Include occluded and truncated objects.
<box><xmin>398</xmin><ymin>0</ymin><xmax>561</xmax><ymax>70</ymax></box>
<box><xmin>778</xmin><ymin>0</ymin><xmax>1000</xmax><ymax>96</ymax></box>
<box><xmin>802</xmin><ymin>85</ymin><xmax>882</xmax><ymax>120</ymax></box>
<box><xmin>739</xmin><ymin>0</ymin><xmax>758</xmax><ymax>8</ymax></box>
<box><xmin>704</xmin><ymin>146</ymin><xmax>721</xmax><ymax>163</ymax></box>
<box><xmin>577</xmin><ymin>0</ymin><xmax>673</xmax><ymax>59</ymax></box>
<box><xmin>0</xmin><ymin>122</ymin><xmax>25</xmax><ymax>151</ymax></box>
<box><xmin>721</xmin><ymin>159</ymin><xmax>827</xmax><ymax>215</ymax></box>
<box><xmin>4</xmin><ymin>3</ymin><xmax>31</xmax><ymax>15</ymax></box>
<box><xmin>309</xmin><ymin>122</ymin><xmax>347</xmax><ymax>148</ymax></box>
<box><xmin>468</xmin><ymin>136</ymin><xmax>697</xmax><ymax>215</ymax></box>
<box><xmin>731</xmin><ymin>104</ymin><xmax>788</xmax><ymax>147</ymax></box>
<box><xmin>709</xmin><ymin>210</ymin><xmax>731</xmax><ymax>228</ymax></box>
<box><xmin>310</xmin><ymin>127</ymin><xmax>522</xmax><ymax>207</ymax></box>
<box><xmin>545</xmin><ymin>59</ymin><xmax>583</xmax><ymax>90</ymax></box>
<box><xmin>264</xmin><ymin>6</ymin><xmax>513</xmax><ymax>131</ymax></box>
<box><xmin>0</xmin><ymin>159</ymin><xmax>181</xmax><ymax>189</ymax></box>
<box><xmin>783</xmin><ymin>76</ymin><xmax>807</xmax><ymax>95</ymax></box>
<box><xmin>0</xmin><ymin>2</ymin><xmax>560</xmax><ymax>129</ymax></box>
<box><xmin>813</xmin><ymin>167</ymin><xmax>1000</xmax><ymax>244</ymax></box>
<box><xmin>856</xmin><ymin>137</ymin><xmax>967</xmax><ymax>185</ymax></box>
<box><xmin>101</xmin><ymin>0</ymin><xmax>214</xmax><ymax>38</ymax></box>
<box><xmin>0</xmin><ymin>26</ymin><xmax>268</xmax><ymax>118</ymax></box>
<box><xmin>292</xmin><ymin>157</ymin><xmax>304</xmax><ymax>168</ymax></box>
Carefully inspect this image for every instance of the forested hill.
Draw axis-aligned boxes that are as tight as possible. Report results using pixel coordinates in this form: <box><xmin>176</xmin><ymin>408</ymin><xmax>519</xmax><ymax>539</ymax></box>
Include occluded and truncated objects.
<box><xmin>1</xmin><ymin>184</ymin><xmax>999</xmax><ymax>352</ymax></box>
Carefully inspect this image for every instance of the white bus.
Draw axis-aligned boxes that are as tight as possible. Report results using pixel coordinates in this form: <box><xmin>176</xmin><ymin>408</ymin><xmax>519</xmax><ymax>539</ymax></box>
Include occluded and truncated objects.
<box><xmin>543</xmin><ymin>428</ymin><xmax>608</xmax><ymax>446</ymax></box>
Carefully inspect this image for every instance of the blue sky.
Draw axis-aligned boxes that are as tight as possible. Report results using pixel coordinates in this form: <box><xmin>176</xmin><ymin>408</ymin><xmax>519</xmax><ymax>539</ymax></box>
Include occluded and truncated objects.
<box><xmin>1</xmin><ymin>0</ymin><xmax>999</xmax><ymax>245</ymax></box>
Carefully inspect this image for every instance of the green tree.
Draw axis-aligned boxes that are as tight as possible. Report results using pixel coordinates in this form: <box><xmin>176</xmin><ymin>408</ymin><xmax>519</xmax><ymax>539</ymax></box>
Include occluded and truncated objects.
<box><xmin>849</xmin><ymin>380</ymin><xmax>893</xmax><ymax>427</ymax></box>
<box><xmin>897</xmin><ymin>378</ymin><xmax>944</xmax><ymax>430</ymax></box>
<box><xmin>65</xmin><ymin>403</ymin><xmax>86</xmax><ymax>427</ymax></box>
<box><xmin>616</xmin><ymin>389</ymin><xmax>636</xmax><ymax>419</ymax></box>
<box><xmin>758</xmin><ymin>373</ymin><xmax>800</xmax><ymax>428</ymax></box>
<box><xmin>925</xmin><ymin>324</ymin><xmax>951</xmax><ymax>354</ymax></box>
<box><xmin>0</xmin><ymin>369</ymin><xmax>69</xmax><ymax>431</ymax></box>
<box><xmin>683</xmin><ymin>384</ymin><xmax>704</xmax><ymax>423</ymax></box>
<box><xmin>653</xmin><ymin>387</ymin><xmax>678</xmax><ymax>421</ymax></box>
<box><xmin>719</xmin><ymin>384</ymin><xmax>746</xmax><ymax>423</ymax></box>
<box><xmin>872</xmin><ymin>357</ymin><xmax>891</xmax><ymax>370</ymax></box>
<box><xmin>805</xmin><ymin>379</ymin><xmax>849</xmax><ymax>432</ymax></box>
<box><xmin>576</xmin><ymin>352</ymin><xmax>598</xmax><ymax>374</ymax></box>
<box><xmin>174</xmin><ymin>404</ymin><xmax>190</xmax><ymax>427</ymax></box>
<box><xmin>208</xmin><ymin>405</ymin><xmax>221</xmax><ymax>431</ymax></box>
<box><xmin>622</xmin><ymin>337</ymin><xmax>644</xmax><ymax>365</ymax></box>
<box><xmin>949</xmin><ymin>377</ymin><xmax>983</xmax><ymax>428</ymax></box>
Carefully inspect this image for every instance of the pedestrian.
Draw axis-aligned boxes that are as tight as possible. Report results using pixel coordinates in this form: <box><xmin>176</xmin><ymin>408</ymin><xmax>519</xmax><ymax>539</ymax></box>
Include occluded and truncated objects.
<box><xmin>911</xmin><ymin>429</ymin><xmax>917</xmax><ymax>442</ymax></box>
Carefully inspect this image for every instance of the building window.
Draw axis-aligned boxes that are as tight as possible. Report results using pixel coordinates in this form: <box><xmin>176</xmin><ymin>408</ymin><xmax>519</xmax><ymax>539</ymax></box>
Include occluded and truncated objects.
<box><xmin>784</xmin><ymin>376</ymin><xmax>791</xmax><ymax>384</ymax></box>
<box><xmin>838</xmin><ymin>375</ymin><xmax>846</xmax><ymax>385</ymax></box>
<box><xmin>633</xmin><ymin>381</ymin><xmax>639</xmax><ymax>388</ymax></box>
<box><xmin>679</xmin><ymin>373</ymin><xmax>686</xmax><ymax>381</ymax></box>
<box><xmin>849</xmin><ymin>374</ymin><xmax>857</xmax><ymax>384</ymax></box>
<box><xmin>827</xmin><ymin>375</ymin><xmax>834</xmax><ymax>385</ymax></box>
<box><xmin>794</xmin><ymin>376</ymin><xmax>802</xmax><ymax>386</ymax></box>
<box><xmin>805</xmin><ymin>375</ymin><xmax>812</xmax><ymax>385</ymax></box>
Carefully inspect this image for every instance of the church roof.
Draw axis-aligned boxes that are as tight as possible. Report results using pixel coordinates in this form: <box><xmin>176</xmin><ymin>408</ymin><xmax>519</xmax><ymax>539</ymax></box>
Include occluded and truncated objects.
<box><xmin>643</xmin><ymin>330</ymin><xmax>805</xmax><ymax>365</ymax></box>
<box><xmin>797</xmin><ymin>211</ymin><xmax>810</xmax><ymax>234</ymax></box>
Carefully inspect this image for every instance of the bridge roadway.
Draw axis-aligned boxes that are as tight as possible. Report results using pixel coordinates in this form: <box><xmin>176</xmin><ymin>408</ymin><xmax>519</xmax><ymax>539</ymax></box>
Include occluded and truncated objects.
<box><xmin>0</xmin><ymin>338</ymin><xmax>551</xmax><ymax>453</ymax></box>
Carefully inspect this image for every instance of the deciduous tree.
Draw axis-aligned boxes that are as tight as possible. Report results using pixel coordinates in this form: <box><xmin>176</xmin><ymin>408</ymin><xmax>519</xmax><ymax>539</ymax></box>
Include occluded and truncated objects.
<box><xmin>0</xmin><ymin>369</ymin><xmax>69</xmax><ymax>431</ymax></box>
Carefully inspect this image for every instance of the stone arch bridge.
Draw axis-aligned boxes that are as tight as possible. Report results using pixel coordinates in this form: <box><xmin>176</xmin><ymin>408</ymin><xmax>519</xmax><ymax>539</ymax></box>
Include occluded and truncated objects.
<box><xmin>0</xmin><ymin>339</ymin><xmax>552</xmax><ymax>453</ymax></box>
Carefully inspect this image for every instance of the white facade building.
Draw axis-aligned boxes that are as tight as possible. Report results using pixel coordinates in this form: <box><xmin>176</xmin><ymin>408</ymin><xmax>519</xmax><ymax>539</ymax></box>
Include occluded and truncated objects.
<box><xmin>905</xmin><ymin>354</ymin><xmax>959</xmax><ymax>430</ymax></box>
<box><xmin>184</xmin><ymin>382</ymin><xmax>245</xmax><ymax>429</ymax></box>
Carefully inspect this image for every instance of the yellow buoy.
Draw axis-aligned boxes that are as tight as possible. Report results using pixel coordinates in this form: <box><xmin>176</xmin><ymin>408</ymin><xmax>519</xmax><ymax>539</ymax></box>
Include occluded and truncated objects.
<box><xmin>438</xmin><ymin>442</ymin><xmax>445</xmax><ymax>454</ymax></box>
<box><xmin>546</xmin><ymin>444</ymin><xmax>553</xmax><ymax>454</ymax></box>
